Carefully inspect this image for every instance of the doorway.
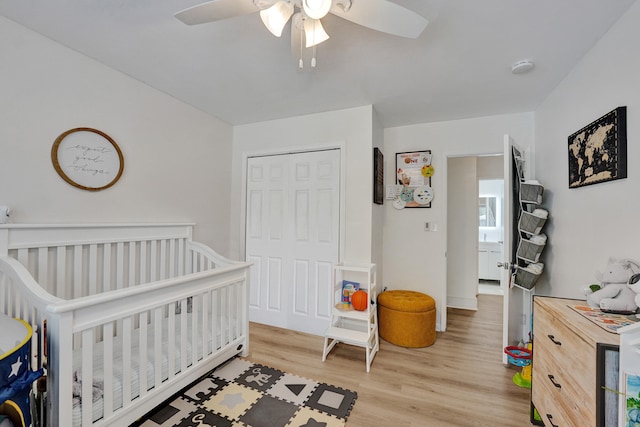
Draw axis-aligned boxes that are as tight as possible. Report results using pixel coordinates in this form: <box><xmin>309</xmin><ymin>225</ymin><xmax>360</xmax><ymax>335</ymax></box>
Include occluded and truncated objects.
<box><xmin>446</xmin><ymin>154</ymin><xmax>504</xmax><ymax>309</ymax></box>
<box><xmin>245</xmin><ymin>149</ymin><xmax>341</xmax><ymax>336</ymax></box>
<box><xmin>478</xmin><ymin>178</ymin><xmax>505</xmax><ymax>296</ymax></box>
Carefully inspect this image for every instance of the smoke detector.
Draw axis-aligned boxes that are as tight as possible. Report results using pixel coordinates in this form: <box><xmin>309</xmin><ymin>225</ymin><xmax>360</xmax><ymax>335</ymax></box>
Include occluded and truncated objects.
<box><xmin>511</xmin><ymin>60</ymin><xmax>535</xmax><ymax>74</ymax></box>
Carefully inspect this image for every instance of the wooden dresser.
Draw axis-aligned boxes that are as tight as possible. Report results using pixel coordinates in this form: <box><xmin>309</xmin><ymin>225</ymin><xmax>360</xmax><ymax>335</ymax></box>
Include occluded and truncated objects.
<box><xmin>532</xmin><ymin>297</ymin><xmax>620</xmax><ymax>427</ymax></box>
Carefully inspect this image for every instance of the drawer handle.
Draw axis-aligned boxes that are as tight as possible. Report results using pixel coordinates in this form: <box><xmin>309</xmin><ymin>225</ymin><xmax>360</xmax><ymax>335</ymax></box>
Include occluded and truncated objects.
<box><xmin>547</xmin><ymin>334</ymin><xmax>562</xmax><ymax>346</ymax></box>
<box><xmin>548</xmin><ymin>374</ymin><xmax>562</xmax><ymax>389</ymax></box>
<box><xmin>546</xmin><ymin>414</ymin><xmax>559</xmax><ymax>427</ymax></box>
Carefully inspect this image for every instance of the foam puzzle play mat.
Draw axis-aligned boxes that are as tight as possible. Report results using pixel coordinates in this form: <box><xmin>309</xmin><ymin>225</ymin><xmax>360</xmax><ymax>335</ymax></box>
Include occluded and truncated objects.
<box><xmin>137</xmin><ymin>358</ymin><xmax>358</xmax><ymax>427</ymax></box>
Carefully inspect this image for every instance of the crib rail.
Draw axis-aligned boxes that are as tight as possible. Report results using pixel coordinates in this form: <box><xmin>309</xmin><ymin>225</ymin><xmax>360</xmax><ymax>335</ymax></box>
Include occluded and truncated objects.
<box><xmin>0</xmin><ymin>224</ymin><xmax>251</xmax><ymax>427</ymax></box>
<box><xmin>1</xmin><ymin>223</ymin><xmax>197</xmax><ymax>299</ymax></box>
<box><xmin>67</xmin><ymin>265</ymin><xmax>249</xmax><ymax>427</ymax></box>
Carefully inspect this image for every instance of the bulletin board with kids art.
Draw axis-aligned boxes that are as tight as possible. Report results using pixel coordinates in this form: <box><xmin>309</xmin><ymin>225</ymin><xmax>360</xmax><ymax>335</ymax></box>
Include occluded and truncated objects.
<box><xmin>394</xmin><ymin>150</ymin><xmax>434</xmax><ymax>209</ymax></box>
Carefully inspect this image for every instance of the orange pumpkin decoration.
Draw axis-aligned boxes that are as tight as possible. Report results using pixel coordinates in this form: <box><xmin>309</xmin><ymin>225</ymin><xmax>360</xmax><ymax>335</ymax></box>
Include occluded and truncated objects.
<box><xmin>351</xmin><ymin>290</ymin><xmax>368</xmax><ymax>311</ymax></box>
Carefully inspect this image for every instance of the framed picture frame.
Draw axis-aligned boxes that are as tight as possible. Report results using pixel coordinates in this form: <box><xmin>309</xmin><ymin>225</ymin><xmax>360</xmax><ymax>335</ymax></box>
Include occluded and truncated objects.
<box><xmin>51</xmin><ymin>127</ymin><xmax>124</xmax><ymax>191</ymax></box>
<box><xmin>568</xmin><ymin>106</ymin><xmax>627</xmax><ymax>188</ymax></box>
<box><xmin>395</xmin><ymin>150</ymin><xmax>433</xmax><ymax>208</ymax></box>
<box><xmin>373</xmin><ymin>147</ymin><xmax>384</xmax><ymax>205</ymax></box>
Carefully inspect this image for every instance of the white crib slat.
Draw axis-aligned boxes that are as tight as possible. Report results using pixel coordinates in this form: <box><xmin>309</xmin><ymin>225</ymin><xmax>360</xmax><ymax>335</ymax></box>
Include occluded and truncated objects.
<box><xmin>202</xmin><ymin>291</ymin><xmax>210</xmax><ymax>356</ymax></box>
<box><xmin>38</xmin><ymin>247</ymin><xmax>48</xmax><ymax>291</ymax></box>
<box><xmin>116</xmin><ymin>242</ymin><xmax>124</xmax><ymax>290</ymax></box>
<box><xmin>103</xmin><ymin>242</ymin><xmax>112</xmax><ymax>293</ymax></box>
<box><xmin>139</xmin><ymin>311</ymin><xmax>148</xmax><ymax>396</ymax></box>
<box><xmin>191</xmin><ymin>296</ymin><xmax>198</xmax><ymax>363</ymax></box>
<box><xmin>16</xmin><ymin>248</ymin><xmax>28</xmax><ymax>264</ymax></box>
<box><xmin>226</xmin><ymin>286</ymin><xmax>232</xmax><ymax>344</ymax></box>
<box><xmin>140</xmin><ymin>241</ymin><xmax>147</xmax><ymax>284</ymax></box>
<box><xmin>56</xmin><ymin>246</ymin><xmax>66</xmax><ymax>298</ymax></box>
<box><xmin>211</xmin><ymin>289</ymin><xmax>218</xmax><ymax>351</ymax></box>
<box><xmin>178</xmin><ymin>239</ymin><xmax>185</xmax><ymax>276</ymax></box>
<box><xmin>159</xmin><ymin>239</ymin><xmax>167</xmax><ymax>280</ymax></box>
<box><xmin>169</xmin><ymin>239</ymin><xmax>176</xmax><ymax>279</ymax></box>
<box><xmin>128</xmin><ymin>241</ymin><xmax>136</xmax><ymax>288</ymax></box>
<box><xmin>89</xmin><ymin>244</ymin><xmax>98</xmax><ymax>296</ymax></box>
<box><xmin>168</xmin><ymin>304</ymin><xmax>176</xmax><ymax>379</ymax></box>
<box><xmin>180</xmin><ymin>299</ymin><xmax>188</xmax><ymax>372</ymax></box>
<box><xmin>81</xmin><ymin>329</ymin><xmax>94</xmax><ymax>427</ymax></box>
<box><xmin>154</xmin><ymin>307</ymin><xmax>162</xmax><ymax>387</ymax></box>
<box><xmin>12</xmin><ymin>250</ymin><xmax>27</xmax><ymax>317</ymax></box>
<box><xmin>149</xmin><ymin>240</ymin><xmax>157</xmax><ymax>282</ymax></box>
<box><xmin>122</xmin><ymin>316</ymin><xmax>132</xmax><ymax>405</ymax></box>
<box><xmin>73</xmin><ymin>245</ymin><xmax>83</xmax><ymax>298</ymax></box>
<box><xmin>103</xmin><ymin>322</ymin><xmax>114</xmax><ymax>418</ymax></box>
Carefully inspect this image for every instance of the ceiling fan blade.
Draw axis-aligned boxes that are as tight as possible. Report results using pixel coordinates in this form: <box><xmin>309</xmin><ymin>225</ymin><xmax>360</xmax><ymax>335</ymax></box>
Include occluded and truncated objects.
<box><xmin>174</xmin><ymin>0</ymin><xmax>262</xmax><ymax>25</ymax></box>
<box><xmin>330</xmin><ymin>0</ymin><xmax>428</xmax><ymax>39</ymax></box>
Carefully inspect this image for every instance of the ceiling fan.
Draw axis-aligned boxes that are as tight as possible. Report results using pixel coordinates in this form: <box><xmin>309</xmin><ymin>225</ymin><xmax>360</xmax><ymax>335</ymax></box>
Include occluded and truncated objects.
<box><xmin>175</xmin><ymin>0</ymin><xmax>428</xmax><ymax>69</ymax></box>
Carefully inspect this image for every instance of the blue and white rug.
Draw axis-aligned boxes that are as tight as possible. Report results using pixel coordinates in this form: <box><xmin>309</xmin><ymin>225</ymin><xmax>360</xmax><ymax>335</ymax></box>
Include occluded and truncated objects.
<box><xmin>138</xmin><ymin>358</ymin><xmax>357</xmax><ymax>427</ymax></box>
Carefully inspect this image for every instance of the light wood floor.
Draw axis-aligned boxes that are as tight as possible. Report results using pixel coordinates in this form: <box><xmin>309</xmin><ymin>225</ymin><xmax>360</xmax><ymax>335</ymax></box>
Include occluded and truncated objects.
<box><xmin>245</xmin><ymin>294</ymin><xmax>532</xmax><ymax>427</ymax></box>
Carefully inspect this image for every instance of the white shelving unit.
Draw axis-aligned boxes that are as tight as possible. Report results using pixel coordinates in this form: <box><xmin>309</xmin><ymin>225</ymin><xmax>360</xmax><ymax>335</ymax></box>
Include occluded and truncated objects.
<box><xmin>322</xmin><ymin>262</ymin><xmax>379</xmax><ymax>372</ymax></box>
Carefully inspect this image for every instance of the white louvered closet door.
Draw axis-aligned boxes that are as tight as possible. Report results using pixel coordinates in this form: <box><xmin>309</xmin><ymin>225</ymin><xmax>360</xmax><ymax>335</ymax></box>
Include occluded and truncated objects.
<box><xmin>245</xmin><ymin>150</ymin><xmax>340</xmax><ymax>336</ymax></box>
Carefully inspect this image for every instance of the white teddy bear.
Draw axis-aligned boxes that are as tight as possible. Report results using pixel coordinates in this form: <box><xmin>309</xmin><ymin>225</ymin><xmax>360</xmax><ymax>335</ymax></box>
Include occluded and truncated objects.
<box><xmin>584</xmin><ymin>257</ymin><xmax>639</xmax><ymax>314</ymax></box>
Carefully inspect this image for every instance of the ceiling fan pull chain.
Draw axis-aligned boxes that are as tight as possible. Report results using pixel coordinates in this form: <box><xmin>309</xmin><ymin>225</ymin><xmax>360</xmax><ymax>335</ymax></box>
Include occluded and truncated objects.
<box><xmin>312</xmin><ymin>46</ymin><xmax>317</xmax><ymax>67</ymax></box>
<box><xmin>299</xmin><ymin>24</ymin><xmax>304</xmax><ymax>69</ymax></box>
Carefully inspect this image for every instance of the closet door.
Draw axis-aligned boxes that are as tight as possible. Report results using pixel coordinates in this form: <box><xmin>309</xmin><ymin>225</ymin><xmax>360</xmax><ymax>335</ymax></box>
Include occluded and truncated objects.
<box><xmin>246</xmin><ymin>150</ymin><xmax>340</xmax><ymax>336</ymax></box>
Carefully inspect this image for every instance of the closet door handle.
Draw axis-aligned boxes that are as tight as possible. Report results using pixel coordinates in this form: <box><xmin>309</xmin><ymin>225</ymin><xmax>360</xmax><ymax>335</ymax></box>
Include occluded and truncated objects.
<box><xmin>547</xmin><ymin>334</ymin><xmax>562</xmax><ymax>346</ymax></box>
<box><xmin>548</xmin><ymin>374</ymin><xmax>562</xmax><ymax>389</ymax></box>
<box><xmin>546</xmin><ymin>414</ymin><xmax>559</xmax><ymax>427</ymax></box>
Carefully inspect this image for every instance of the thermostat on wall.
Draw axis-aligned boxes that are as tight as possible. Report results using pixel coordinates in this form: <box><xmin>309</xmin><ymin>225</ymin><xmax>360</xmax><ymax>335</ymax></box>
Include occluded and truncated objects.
<box><xmin>386</xmin><ymin>185</ymin><xmax>401</xmax><ymax>200</ymax></box>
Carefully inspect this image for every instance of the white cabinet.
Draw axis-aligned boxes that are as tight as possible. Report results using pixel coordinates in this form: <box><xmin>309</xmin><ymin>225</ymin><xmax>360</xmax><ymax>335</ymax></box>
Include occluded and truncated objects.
<box><xmin>478</xmin><ymin>242</ymin><xmax>503</xmax><ymax>280</ymax></box>
<box><xmin>322</xmin><ymin>263</ymin><xmax>379</xmax><ymax>372</ymax></box>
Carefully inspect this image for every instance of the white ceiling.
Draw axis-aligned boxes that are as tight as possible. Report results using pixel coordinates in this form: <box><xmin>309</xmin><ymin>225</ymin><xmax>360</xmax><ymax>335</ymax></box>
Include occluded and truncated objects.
<box><xmin>1</xmin><ymin>0</ymin><xmax>636</xmax><ymax>127</ymax></box>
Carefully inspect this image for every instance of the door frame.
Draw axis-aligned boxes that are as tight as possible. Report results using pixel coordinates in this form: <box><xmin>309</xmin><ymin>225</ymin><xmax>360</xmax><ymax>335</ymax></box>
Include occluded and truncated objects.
<box><xmin>439</xmin><ymin>150</ymin><xmax>506</xmax><ymax>334</ymax></box>
<box><xmin>239</xmin><ymin>142</ymin><xmax>346</xmax><ymax>265</ymax></box>
<box><xmin>443</xmin><ymin>140</ymin><xmax>521</xmax><ymax>347</ymax></box>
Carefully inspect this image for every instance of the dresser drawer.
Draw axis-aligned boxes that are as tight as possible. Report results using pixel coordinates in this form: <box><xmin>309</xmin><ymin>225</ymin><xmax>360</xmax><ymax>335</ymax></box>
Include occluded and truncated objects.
<box><xmin>532</xmin><ymin>374</ymin><xmax>574</xmax><ymax>427</ymax></box>
<box><xmin>532</xmin><ymin>341</ymin><xmax>594</xmax><ymax>426</ymax></box>
<box><xmin>533</xmin><ymin>301</ymin><xmax>596</xmax><ymax>400</ymax></box>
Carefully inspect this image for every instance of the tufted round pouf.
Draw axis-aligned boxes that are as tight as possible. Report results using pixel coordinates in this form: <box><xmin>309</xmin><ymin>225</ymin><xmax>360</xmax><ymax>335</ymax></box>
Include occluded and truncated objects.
<box><xmin>377</xmin><ymin>290</ymin><xmax>436</xmax><ymax>348</ymax></box>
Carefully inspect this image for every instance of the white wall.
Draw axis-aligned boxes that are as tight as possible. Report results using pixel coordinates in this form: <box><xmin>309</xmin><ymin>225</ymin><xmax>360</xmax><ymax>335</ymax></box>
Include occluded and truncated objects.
<box><xmin>384</xmin><ymin>112</ymin><xmax>534</xmax><ymax>330</ymax></box>
<box><xmin>0</xmin><ymin>17</ymin><xmax>234</xmax><ymax>254</ymax></box>
<box><xmin>534</xmin><ymin>1</ymin><xmax>640</xmax><ymax>298</ymax></box>
<box><xmin>230</xmin><ymin>105</ymin><xmax>377</xmax><ymax>265</ymax></box>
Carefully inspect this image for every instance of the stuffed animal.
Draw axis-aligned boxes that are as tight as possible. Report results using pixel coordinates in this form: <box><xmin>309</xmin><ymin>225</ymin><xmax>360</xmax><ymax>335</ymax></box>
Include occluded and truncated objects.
<box><xmin>627</xmin><ymin>272</ymin><xmax>640</xmax><ymax>310</ymax></box>
<box><xmin>584</xmin><ymin>257</ymin><xmax>639</xmax><ymax>314</ymax></box>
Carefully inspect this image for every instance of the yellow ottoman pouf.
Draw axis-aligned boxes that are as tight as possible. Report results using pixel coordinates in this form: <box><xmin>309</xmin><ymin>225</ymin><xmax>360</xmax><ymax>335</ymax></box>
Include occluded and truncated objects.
<box><xmin>378</xmin><ymin>290</ymin><xmax>436</xmax><ymax>348</ymax></box>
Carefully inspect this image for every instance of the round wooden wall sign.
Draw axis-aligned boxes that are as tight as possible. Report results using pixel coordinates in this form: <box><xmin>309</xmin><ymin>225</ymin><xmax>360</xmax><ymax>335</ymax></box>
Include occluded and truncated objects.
<box><xmin>51</xmin><ymin>127</ymin><xmax>124</xmax><ymax>191</ymax></box>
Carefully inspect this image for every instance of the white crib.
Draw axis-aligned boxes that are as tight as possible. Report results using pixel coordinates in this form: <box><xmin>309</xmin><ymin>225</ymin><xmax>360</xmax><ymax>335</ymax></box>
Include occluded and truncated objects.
<box><xmin>0</xmin><ymin>223</ymin><xmax>250</xmax><ymax>427</ymax></box>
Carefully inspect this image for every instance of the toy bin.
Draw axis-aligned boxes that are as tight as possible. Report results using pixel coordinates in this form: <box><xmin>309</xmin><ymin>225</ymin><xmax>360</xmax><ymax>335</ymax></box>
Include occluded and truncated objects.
<box><xmin>0</xmin><ymin>313</ymin><xmax>43</xmax><ymax>427</ymax></box>
<box><xmin>518</xmin><ymin>209</ymin><xmax>548</xmax><ymax>235</ymax></box>
<box><xmin>513</xmin><ymin>264</ymin><xmax>544</xmax><ymax>290</ymax></box>
<box><xmin>519</xmin><ymin>181</ymin><xmax>544</xmax><ymax>205</ymax></box>
<box><xmin>516</xmin><ymin>236</ymin><xmax>546</xmax><ymax>263</ymax></box>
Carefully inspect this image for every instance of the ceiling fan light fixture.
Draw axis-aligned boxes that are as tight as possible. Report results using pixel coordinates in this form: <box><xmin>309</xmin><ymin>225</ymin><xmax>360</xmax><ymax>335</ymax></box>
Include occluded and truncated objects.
<box><xmin>303</xmin><ymin>18</ymin><xmax>329</xmax><ymax>47</ymax></box>
<box><xmin>302</xmin><ymin>0</ymin><xmax>332</xmax><ymax>20</ymax></box>
<box><xmin>260</xmin><ymin>1</ymin><xmax>294</xmax><ymax>37</ymax></box>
